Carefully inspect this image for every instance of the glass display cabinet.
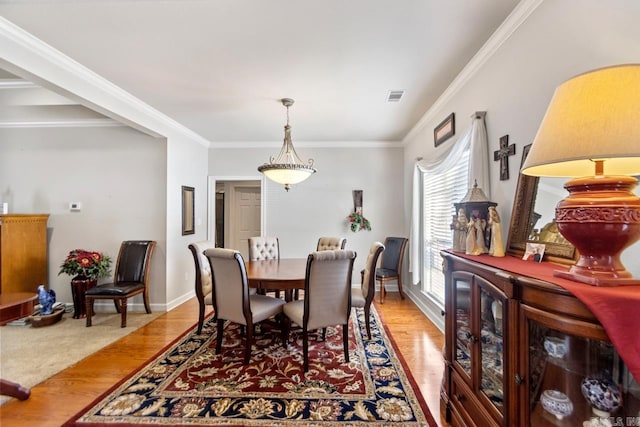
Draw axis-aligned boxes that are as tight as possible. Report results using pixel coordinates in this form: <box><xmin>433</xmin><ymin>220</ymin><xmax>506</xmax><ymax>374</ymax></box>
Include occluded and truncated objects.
<box><xmin>522</xmin><ymin>305</ymin><xmax>640</xmax><ymax>427</ymax></box>
<box><xmin>441</xmin><ymin>251</ymin><xmax>639</xmax><ymax>427</ymax></box>
<box><xmin>446</xmin><ymin>269</ymin><xmax>512</xmax><ymax>427</ymax></box>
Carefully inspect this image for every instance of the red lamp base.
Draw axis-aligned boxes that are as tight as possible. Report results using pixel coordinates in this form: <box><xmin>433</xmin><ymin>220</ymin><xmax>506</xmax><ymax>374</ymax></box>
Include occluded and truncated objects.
<box><xmin>553</xmin><ymin>175</ymin><xmax>640</xmax><ymax>287</ymax></box>
<box><xmin>554</xmin><ymin>269</ymin><xmax>640</xmax><ymax>287</ymax></box>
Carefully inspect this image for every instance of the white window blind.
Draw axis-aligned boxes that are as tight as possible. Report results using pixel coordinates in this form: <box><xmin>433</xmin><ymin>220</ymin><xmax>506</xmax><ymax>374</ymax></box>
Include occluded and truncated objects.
<box><xmin>422</xmin><ymin>148</ymin><xmax>470</xmax><ymax>303</ymax></box>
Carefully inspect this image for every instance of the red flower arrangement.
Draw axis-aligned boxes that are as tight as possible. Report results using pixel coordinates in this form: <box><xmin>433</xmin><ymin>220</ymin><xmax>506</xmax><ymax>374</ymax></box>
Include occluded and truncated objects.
<box><xmin>59</xmin><ymin>249</ymin><xmax>112</xmax><ymax>280</ymax></box>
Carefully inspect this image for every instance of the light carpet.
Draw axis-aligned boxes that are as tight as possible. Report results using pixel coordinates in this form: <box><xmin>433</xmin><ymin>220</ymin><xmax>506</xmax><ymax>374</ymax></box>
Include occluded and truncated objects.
<box><xmin>64</xmin><ymin>306</ymin><xmax>436</xmax><ymax>426</ymax></box>
<box><xmin>0</xmin><ymin>310</ymin><xmax>162</xmax><ymax>404</ymax></box>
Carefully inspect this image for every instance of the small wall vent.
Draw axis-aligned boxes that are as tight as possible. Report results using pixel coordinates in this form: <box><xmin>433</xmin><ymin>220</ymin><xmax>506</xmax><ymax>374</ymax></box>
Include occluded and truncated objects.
<box><xmin>386</xmin><ymin>90</ymin><xmax>404</xmax><ymax>102</ymax></box>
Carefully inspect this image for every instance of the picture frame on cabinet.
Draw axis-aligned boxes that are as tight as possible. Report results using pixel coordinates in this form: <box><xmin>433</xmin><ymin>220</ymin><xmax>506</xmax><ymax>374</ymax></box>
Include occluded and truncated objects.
<box><xmin>523</xmin><ymin>242</ymin><xmax>545</xmax><ymax>262</ymax></box>
<box><xmin>182</xmin><ymin>186</ymin><xmax>195</xmax><ymax>235</ymax></box>
<box><xmin>434</xmin><ymin>113</ymin><xmax>455</xmax><ymax>147</ymax></box>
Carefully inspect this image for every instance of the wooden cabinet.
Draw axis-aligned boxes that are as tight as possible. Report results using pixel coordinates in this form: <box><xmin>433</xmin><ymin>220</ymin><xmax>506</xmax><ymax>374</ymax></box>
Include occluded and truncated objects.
<box><xmin>0</xmin><ymin>214</ymin><xmax>49</xmax><ymax>294</ymax></box>
<box><xmin>440</xmin><ymin>251</ymin><xmax>640</xmax><ymax>427</ymax></box>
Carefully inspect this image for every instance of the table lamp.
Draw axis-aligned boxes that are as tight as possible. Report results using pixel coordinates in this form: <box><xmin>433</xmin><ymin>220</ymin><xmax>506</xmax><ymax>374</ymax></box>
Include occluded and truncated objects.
<box><xmin>521</xmin><ymin>64</ymin><xmax>640</xmax><ymax>286</ymax></box>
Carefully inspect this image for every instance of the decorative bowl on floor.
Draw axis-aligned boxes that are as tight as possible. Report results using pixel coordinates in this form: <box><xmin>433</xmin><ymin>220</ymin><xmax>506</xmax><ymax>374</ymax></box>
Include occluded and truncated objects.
<box><xmin>541</xmin><ymin>389</ymin><xmax>574</xmax><ymax>419</ymax></box>
<box><xmin>30</xmin><ymin>306</ymin><xmax>64</xmax><ymax>327</ymax></box>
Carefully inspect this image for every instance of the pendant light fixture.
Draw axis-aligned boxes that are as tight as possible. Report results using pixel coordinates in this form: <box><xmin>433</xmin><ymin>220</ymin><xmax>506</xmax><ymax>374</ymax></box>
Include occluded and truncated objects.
<box><xmin>258</xmin><ymin>98</ymin><xmax>316</xmax><ymax>191</ymax></box>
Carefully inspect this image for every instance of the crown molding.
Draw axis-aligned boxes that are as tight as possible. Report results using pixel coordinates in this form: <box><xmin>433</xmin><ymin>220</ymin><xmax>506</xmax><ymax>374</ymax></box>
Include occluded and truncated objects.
<box><xmin>0</xmin><ymin>17</ymin><xmax>211</xmax><ymax>147</ymax></box>
<box><xmin>209</xmin><ymin>140</ymin><xmax>401</xmax><ymax>149</ymax></box>
<box><xmin>0</xmin><ymin>79</ymin><xmax>37</xmax><ymax>89</ymax></box>
<box><xmin>0</xmin><ymin>118</ymin><xmax>122</xmax><ymax>128</ymax></box>
<box><xmin>402</xmin><ymin>0</ymin><xmax>544</xmax><ymax>144</ymax></box>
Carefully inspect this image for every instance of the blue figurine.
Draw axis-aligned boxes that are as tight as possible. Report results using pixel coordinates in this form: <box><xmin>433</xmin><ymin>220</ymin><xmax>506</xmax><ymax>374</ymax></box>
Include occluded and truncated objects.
<box><xmin>37</xmin><ymin>284</ymin><xmax>56</xmax><ymax>316</ymax></box>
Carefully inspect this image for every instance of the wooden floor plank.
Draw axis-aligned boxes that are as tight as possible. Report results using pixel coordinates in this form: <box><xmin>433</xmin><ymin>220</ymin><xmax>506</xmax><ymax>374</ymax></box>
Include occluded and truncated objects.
<box><xmin>0</xmin><ymin>293</ymin><xmax>449</xmax><ymax>426</ymax></box>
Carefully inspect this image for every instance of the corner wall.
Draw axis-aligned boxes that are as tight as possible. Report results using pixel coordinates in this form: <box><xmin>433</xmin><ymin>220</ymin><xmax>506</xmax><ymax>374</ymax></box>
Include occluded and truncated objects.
<box><xmin>0</xmin><ymin>125</ymin><xmax>167</xmax><ymax>306</ymax></box>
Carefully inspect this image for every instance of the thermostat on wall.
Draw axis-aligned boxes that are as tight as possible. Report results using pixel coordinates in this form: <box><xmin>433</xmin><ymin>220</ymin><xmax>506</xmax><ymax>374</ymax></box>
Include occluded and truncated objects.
<box><xmin>69</xmin><ymin>202</ymin><xmax>82</xmax><ymax>211</ymax></box>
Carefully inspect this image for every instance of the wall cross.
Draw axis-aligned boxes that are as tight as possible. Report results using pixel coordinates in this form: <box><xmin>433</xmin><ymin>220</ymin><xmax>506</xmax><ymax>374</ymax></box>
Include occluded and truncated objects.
<box><xmin>494</xmin><ymin>135</ymin><xmax>516</xmax><ymax>181</ymax></box>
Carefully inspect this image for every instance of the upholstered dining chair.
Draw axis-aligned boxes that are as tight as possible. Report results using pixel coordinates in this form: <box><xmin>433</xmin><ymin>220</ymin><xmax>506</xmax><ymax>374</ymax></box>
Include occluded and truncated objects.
<box><xmin>85</xmin><ymin>240</ymin><xmax>156</xmax><ymax>328</ymax></box>
<box><xmin>204</xmin><ymin>248</ymin><xmax>286</xmax><ymax>364</ymax></box>
<box><xmin>282</xmin><ymin>249</ymin><xmax>356</xmax><ymax>372</ymax></box>
<box><xmin>316</xmin><ymin>237</ymin><xmax>346</xmax><ymax>251</ymax></box>
<box><xmin>352</xmin><ymin>242</ymin><xmax>385</xmax><ymax>339</ymax></box>
<box><xmin>248</xmin><ymin>236</ymin><xmax>279</xmax><ymax>261</ymax></box>
<box><xmin>188</xmin><ymin>240</ymin><xmax>217</xmax><ymax>334</ymax></box>
<box><xmin>375</xmin><ymin>237</ymin><xmax>408</xmax><ymax>304</ymax></box>
<box><xmin>248</xmin><ymin>236</ymin><xmax>282</xmax><ymax>298</ymax></box>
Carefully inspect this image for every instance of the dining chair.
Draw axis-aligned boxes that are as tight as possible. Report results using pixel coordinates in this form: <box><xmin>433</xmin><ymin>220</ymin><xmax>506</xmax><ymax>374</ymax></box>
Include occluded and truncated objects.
<box><xmin>188</xmin><ymin>240</ymin><xmax>217</xmax><ymax>334</ymax></box>
<box><xmin>85</xmin><ymin>240</ymin><xmax>156</xmax><ymax>328</ymax></box>
<box><xmin>352</xmin><ymin>242</ymin><xmax>385</xmax><ymax>339</ymax></box>
<box><xmin>375</xmin><ymin>237</ymin><xmax>408</xmax><ymax>303</ymax></box>
<box><xmin>248</xmin><ymin>236</ymin><xmax>279</xmax><ymax>260</ymax></box>
<box><xmin>204</xmin><ymin>247</ymin><xmax>286</xmax><ymax>364</ymax></box>
<box><xmin>316</xmin><ymin>237</ymin><xmax>346</xmax><ymax>251</ymax></box>
<box><xmin>248</xmin><ymin>236</ymin><xmax>282</xmax><ymax>298</ymax></box>
<box><xmin>282</xmin><ymin>249</ymin><xmax>356</xmax><ymax>372</ymax></box>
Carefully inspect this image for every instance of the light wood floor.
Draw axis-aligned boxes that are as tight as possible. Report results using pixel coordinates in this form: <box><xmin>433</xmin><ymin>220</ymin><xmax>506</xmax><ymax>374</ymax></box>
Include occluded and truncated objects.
<box><xmin>0</xmin><ymin>293</ymin><xmax>449</xmax><ymax>426</ymax></box>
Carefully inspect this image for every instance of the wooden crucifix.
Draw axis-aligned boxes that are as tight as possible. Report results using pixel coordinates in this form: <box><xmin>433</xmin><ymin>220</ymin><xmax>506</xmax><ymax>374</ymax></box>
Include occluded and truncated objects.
<box><xmin>494</xmin><ymin>135</ymin><xmax>516</xmax><ymax>181</ymax></box>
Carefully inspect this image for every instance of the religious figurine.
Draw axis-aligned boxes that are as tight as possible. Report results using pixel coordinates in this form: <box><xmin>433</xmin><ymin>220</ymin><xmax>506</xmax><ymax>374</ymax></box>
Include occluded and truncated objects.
<box><xmin>488</xmin><ymin>206</ymin><xmax>505</xmax><ymax>257</ymax></box>
<box><xmin>452</xmin><ymin>208</ymin><xmax>468</xmax><ymax>252</ymax></box>
<box><xmin>466</xmin><ymin>216</ymin><xmax>484</xmax><ymax>255</ymax></box>
<box><xmin>475</xmin><ymin>216</ymin><xmax>488</xmax><ymax>254</ymax></box>
<box><xmin>465</xmin><ymin>217</ymin><xmax>476</xmax><ymax>254</ymax></box>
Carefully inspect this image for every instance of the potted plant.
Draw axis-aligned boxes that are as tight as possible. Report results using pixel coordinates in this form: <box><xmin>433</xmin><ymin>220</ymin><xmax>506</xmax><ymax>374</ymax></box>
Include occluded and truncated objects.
<box><xmin>59</xmin><ymin>249</ymin><xmax>112</xmax><ymax>280</ymax></box>
<box><xmin>348</xmin><ymin>212</ymin><xmax>371</xmax><ymax>232</ymax></box>
<box><xmin>59</xmin><ymin>249</ymin><xmax>112</xmax><ymax>319</ymax></box>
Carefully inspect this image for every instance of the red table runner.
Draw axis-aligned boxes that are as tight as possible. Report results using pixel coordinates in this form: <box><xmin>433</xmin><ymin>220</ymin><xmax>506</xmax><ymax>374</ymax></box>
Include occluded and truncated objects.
<box><xmin>450</xmin><ymin>252</ymin><xmax>640</xmax><ymax>381</ymax></box>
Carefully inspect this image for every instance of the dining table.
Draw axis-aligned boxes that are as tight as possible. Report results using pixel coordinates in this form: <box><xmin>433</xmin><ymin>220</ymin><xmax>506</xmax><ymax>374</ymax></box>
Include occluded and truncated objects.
<box><xmin>245</xmin><ymin>258</ymin><xmax>307</xmax><ymax>301</ymax></box>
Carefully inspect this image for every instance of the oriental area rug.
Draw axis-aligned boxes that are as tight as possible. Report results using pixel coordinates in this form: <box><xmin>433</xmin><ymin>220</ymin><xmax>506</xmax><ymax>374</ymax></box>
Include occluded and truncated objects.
<box><xmin>64</xmin><ymin>306</ymin><xmax>436</xmax><ymax>427</ymax></box>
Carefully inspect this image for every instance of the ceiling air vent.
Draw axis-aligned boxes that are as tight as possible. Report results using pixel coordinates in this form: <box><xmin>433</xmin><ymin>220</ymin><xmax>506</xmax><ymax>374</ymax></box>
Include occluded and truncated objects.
<box><xmin>386</xmin><ymin>90</ymin><xmax>404</xmax><ymax>103</ymax></box>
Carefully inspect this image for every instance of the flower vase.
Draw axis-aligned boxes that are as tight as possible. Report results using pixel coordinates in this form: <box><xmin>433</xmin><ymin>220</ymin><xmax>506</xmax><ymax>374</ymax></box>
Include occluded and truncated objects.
<box><xmin>70</xmin><ymin>275</ymin><xmax>97</xmax><ymax>319</ymax></box>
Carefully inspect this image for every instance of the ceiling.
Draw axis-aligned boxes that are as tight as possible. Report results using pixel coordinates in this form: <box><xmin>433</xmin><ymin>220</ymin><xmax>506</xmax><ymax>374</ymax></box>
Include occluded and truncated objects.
<box><xmin>0</xmin><ymin>0</ymin><xmax>521</xmax><ymax>146</ymax></box>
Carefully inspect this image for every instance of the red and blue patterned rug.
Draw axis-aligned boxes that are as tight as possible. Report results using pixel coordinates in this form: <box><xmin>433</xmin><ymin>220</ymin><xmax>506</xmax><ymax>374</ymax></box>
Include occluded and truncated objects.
<box><xmin>65</xmin><ymin>306</ymin><xmax>437</xmax><ymax>426</ymax></box>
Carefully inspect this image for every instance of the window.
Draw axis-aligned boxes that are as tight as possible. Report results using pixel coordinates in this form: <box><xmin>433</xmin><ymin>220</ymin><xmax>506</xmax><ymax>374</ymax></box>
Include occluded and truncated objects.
<box><xmin>421</xmin><ymin>148</ymin><xmax>470</xmax><ymax>304</ymax></box>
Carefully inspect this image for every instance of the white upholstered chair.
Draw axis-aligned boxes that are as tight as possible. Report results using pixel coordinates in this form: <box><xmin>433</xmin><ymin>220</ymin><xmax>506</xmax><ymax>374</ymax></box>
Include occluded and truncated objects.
<box><xmin>248</xmin><ymin>236</ymin><xmax>282</xmax><ymax>298</ymax></box>
<box><xmin>204</xmin><ymin>248</ymin><xmax>286</xmax><ymax>364</ymax></box>
<box><xmin>283</xmin><ymin>249</ymin><xmax>356</xmax><ymax>372</ymax></box>
<box><xmin>316</xmin><ymin>237</ymin><xmax>347</xmax><ymax>251</ymax></box>
<box><xmin>352</xmin><ymin>242</ymin><xmax>385</xmax><ymax>339</ymax></box>
<box><xmin>248</xmin><ymin>236</ymin><xmax>280</xmax><ymax>261</ymax></box>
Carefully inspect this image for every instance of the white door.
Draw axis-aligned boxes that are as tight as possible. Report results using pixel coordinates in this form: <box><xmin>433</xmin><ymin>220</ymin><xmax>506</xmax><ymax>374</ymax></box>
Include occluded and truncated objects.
<box><xmin>231</xmin><ymin>185</ymin><xmax>261</xmax><ymax>259</ymax></box>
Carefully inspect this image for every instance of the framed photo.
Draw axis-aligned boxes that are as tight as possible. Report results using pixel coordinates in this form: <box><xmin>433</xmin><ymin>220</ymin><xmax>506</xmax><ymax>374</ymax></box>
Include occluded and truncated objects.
<box><xmin>181</xmin><ymin>186</ymin><xmax>195</xmax><ymax>235</ymax></box>
<box><xmin>434</xmin><ymin>113</ymin><xmax>455</xmax><ymax>147</ymax></box>
<box><xmin>523</xmin><ymin>242</ymin><xmax>545</xmax><ymax>262</ymax></box>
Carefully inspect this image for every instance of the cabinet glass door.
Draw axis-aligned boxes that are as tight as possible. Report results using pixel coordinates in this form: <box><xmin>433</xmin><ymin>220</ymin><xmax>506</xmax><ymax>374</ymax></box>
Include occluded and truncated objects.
<box><xmin>453</xmin><ymin>277</ymin><xmax>472</xmax><ymax>379</ymax></box>
<box><xmin>479</xmin><ymin>286</ymin><xmax>504</xmax><ymax>413</ymax></box>
<box><xmin>523</xmin><ymin>306</ymin><xmax>640</xmax><ymax>426</ymax></box>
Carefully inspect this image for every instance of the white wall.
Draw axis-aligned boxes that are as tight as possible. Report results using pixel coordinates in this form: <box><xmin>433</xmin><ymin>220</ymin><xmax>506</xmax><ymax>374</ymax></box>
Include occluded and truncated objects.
<box><xmin>209</xmin><ymin>145</ymin><xmax>404</xmax><ymax>282</ymax></box>
<box><xmin>165</xmin><ymin>135</ymin><xmax>210</xmax><ymax>308</ymax></box>
<box><xmin>0</xmin><ymin>126</ymin><xmax>167</xmax><ymax>306</ymax></box>
<box><xmin>403</xmin><ymin>0</ymin><xmax>640</xmax><ymax>315</ymax></box>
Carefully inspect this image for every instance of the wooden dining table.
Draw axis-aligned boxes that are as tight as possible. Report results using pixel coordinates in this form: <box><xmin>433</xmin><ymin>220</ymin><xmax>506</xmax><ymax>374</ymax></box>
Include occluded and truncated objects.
<box><xmin>245</xmin><ymin>258</ymin><xmax>307</xmax><ymax>301</ymax></box>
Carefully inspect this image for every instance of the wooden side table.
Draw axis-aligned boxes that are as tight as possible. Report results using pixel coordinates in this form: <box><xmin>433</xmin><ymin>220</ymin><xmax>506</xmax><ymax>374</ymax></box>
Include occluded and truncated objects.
<box><xmin>0</xmin><ymin>292</ymin><xmax>37</xmax><ymax>325</ymax></box>
<box><xmin>70</xmin><ymin>278</ymin><xmax>97</xmax><ymax>319</ymax></box>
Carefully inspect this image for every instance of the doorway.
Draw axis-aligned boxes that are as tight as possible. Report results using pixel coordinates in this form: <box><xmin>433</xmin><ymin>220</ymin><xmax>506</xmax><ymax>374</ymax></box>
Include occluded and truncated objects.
<box><xmin>210</xmin><ymin>177</ymin><xmax>263</xmax><ymax>260</ymax></box>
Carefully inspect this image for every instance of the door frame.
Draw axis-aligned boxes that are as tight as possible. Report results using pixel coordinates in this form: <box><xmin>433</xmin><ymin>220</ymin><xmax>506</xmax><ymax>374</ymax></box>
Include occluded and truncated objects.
<box><xmin>207</xmin><ymin>175</ymin><xmax>266</xmax><ymax>245</ymax></box>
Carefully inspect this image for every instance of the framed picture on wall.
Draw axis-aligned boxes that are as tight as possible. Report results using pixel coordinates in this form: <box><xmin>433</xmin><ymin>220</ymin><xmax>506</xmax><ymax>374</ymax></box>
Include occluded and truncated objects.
<box><xmin>182</xmin><ymin>186</ymin><xmax>195</xmax><ymax>235</ymax></box>
<box><xmin>434</xmin><ymin>113</ymin><xmax>455</xmax><ymax>147</ymax></box>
